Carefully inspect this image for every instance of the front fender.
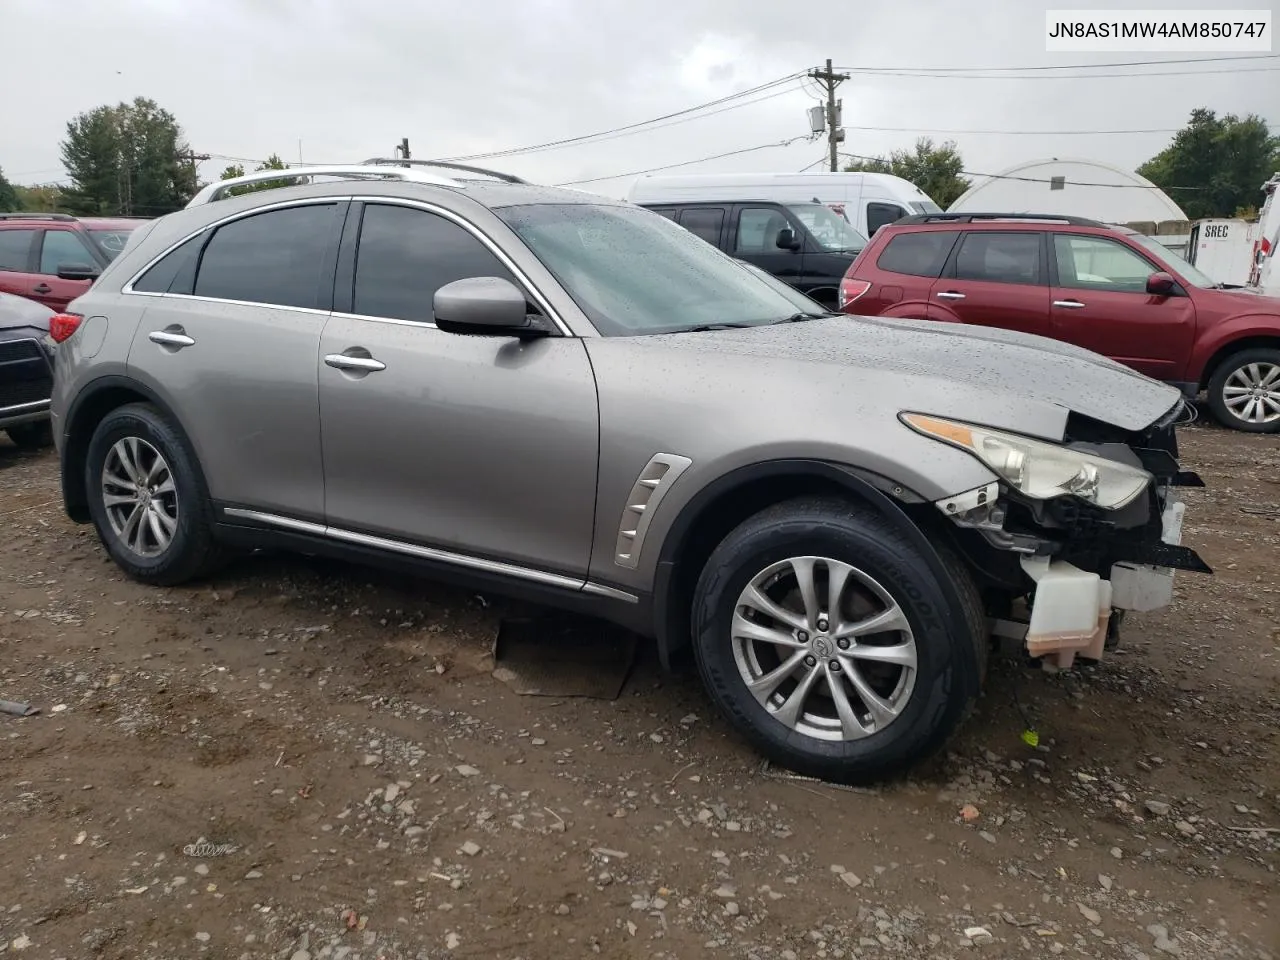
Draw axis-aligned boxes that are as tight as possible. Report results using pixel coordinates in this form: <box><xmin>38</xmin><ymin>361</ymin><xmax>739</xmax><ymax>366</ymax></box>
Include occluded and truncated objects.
<box><xmin>1189</xmin><ymin>315</ymin><xmax>1280</xmax><ymax>383</ymax></box>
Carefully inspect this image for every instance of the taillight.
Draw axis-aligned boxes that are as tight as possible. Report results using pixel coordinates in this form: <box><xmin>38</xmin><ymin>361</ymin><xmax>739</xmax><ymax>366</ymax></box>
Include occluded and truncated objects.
<box><xmin>838</xmin><ymin>278</ymin><xmax>871</xmax><ymax>310</ymax></box>
<box><xmin>49</xmin><ymin>313</ymin><xmax>83</xmax><ymax>343</ymax></box>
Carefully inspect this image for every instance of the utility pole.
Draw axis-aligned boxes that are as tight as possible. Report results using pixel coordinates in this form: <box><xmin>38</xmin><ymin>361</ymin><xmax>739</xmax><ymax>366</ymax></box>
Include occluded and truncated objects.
<box><xmin>807</xmin><ymin>59</ymin><xmax>849</xmax><ymax>172</ymax></box>
<box><xmin>395</xmin><ymin>138</ymin><xmax>411</xmax><ymax>167</ymax></box>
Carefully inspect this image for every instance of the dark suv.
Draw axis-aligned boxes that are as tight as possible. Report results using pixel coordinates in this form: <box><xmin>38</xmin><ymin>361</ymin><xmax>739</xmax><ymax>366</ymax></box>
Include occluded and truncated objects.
<box><xmin>0</xmin><ymin>213</ymin><xmax>144</xmax><ymax>312</ymax></box>
<box><xmin>839</xmin><ymin>213</ymin><xmax>1280</xmax><ymax>432</ymax></box>
<box><xmin>636</xmin><ymin>200</ymin><xmax>867</xmax><ymax>308</ymax></box>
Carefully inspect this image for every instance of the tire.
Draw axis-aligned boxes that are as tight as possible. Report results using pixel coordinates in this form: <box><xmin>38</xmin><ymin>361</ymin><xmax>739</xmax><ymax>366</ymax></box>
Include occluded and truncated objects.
<box><xmin>5</xmin><ymin>420</ymin><xmax>53</xmax><ymax>449</ymax></box>
<box><xmin>84</xmin><ymin>402</ymin><xmax>224</xmax><ymax>585</ymax></box>
<box><xmin>1206</xmin><ymin>347</ymin><xmax>1280</xmax><ymax>433</ymax></box>
<box><xmin>690</xmin><ymin>496</ymin><xmax>986</xmax><ymax>785</ymax></box>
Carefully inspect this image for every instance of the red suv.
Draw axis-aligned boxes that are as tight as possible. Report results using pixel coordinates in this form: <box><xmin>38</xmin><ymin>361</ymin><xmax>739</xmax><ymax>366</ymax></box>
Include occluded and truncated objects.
<box><xmin>839</xmin><ymin>213</ymin><xmax>1280</xmax><ymax>433</ymax></box>
<box><xmin>0</xmin><ymin>213</ymin><xmax>144</xmax><ymax>312</ymax></box>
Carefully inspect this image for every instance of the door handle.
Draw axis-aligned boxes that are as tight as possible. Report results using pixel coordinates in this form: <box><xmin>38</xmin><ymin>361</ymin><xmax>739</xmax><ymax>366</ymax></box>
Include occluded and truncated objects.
<box><xmin>1053</xmin><ymin>299</ymin><xmax>1086</xmax><ymax>309</ymax></box>
<box><xmin>32</xmin><ymin>283</ymin><xmax>51</xmax><ymax>294</ymax></box>
<box><xmin>324</xmin><ymin>353</ymin><xmax>386</xmax><ymax>372</ymax></box>
<box><xmin>148</xmin><ymin>330</ymin><xmax>196</xmax><ymax>347</ymax></box>
<box><xmin>936</xmin><ymin>291</ymin><xmax>965</xmax><ymax>300</ymax></box>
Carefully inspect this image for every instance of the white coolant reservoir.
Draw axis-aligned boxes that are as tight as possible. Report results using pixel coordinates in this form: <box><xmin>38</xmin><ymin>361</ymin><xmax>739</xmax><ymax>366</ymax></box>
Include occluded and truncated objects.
<box><xmin>1019</xmin><ymin>556</ymin><xmax>1112</xmax><ymax>668</ymax></box>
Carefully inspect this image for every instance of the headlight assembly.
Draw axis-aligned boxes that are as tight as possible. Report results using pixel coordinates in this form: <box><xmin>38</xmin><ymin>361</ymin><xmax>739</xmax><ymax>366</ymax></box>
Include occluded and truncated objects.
<box><xmin>901</xmin><ymin>413</ymin><xmax>1151</xmax><ymax>510</ymax></box>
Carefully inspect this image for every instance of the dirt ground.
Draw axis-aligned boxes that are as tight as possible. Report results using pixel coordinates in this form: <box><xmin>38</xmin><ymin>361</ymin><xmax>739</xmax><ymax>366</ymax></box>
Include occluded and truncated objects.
<box><xmin>1</xmin><ymin>417</ymin><xmax>1277</xmax><ymax>960</ymax></box>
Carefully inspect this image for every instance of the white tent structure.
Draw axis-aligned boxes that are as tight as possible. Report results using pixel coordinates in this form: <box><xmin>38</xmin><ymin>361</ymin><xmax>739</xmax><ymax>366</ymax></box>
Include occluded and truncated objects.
<box><xmin>947</xmin><ymin>158</ymin><xmax>1188</xmax><ymax>224</ymax></box>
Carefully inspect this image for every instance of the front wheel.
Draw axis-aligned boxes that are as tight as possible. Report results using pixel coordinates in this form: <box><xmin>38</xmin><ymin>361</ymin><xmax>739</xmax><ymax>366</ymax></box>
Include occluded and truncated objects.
<box><xmin>690</xmin><ymin>497</ymin><xmax>986</xmax><ymax>785</ymax></box>
<box><xmin>1206</xmin><ymin>348</ymin><xmax>1280</xmax><ymax>433</ymax></box>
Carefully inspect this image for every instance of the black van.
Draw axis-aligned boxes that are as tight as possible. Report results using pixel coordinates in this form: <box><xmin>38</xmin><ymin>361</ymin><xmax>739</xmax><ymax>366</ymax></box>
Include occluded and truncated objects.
<box><xmin>635</xmin><ymin>200</ymin><xmax>867</xmax><ymax>309</ymax></box>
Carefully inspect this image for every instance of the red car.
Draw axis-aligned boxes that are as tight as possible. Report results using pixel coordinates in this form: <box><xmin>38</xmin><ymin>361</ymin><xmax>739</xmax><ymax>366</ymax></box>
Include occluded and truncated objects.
<box><xmin>839</xmin><ymin>213</ymin><xmax>1280</xmax><ymax>433</ymax></box>
<box><xmin>0</xmin><ymin>212</ymin><xmax>144</xmax><ymax>313</ymax></box>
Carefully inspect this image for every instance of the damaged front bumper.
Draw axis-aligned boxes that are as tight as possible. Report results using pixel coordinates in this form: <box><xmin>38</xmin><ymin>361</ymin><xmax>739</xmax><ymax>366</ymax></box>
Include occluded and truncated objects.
<box><xmin>933</xmin><ymin>412</ymin><xmax>1211</xmax><ymax>669</ymax></box>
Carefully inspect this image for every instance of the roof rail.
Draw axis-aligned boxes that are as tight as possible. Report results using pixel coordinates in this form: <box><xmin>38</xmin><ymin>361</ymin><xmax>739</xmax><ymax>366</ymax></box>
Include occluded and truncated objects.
<box><xmin>185</xmin><ymin>165</ymin><xmax>463</xmax><ymax>208</ymax></box>
<box><xmin>359</xmin><ymin>158</ymin><xmax>527</xmax><ymax>185</ymax></box>
<box><xmin>895</xmin><ymin>212</ymin><xmax>1105</xmax><ymax>227</ymax></box>
<box><xmin>0</xmin><ymin>212</ymin><xmax>77</xmax><ymax>222</ymax></box>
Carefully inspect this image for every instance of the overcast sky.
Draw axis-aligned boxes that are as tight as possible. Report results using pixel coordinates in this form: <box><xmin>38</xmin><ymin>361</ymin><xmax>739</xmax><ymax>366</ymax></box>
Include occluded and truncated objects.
<box><xmin>1</xmin><ymin>0</ymin><xmax>1276</xmax><ymax>201</ymax></box>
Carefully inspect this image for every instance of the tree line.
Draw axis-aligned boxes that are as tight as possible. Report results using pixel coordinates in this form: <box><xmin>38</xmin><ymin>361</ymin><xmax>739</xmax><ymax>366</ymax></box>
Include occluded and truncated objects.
<box><xmin>1</xmin><ymin>100</ymin><xmax>1276</xmax><ymax>221</ymax></box>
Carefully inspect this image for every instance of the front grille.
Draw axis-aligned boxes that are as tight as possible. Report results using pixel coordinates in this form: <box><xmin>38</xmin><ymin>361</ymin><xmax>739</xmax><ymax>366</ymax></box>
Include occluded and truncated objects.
<box><xmin>0</xmin><ymin>338</ymin><xmax>52</xmax><ymax>411</ymax></box>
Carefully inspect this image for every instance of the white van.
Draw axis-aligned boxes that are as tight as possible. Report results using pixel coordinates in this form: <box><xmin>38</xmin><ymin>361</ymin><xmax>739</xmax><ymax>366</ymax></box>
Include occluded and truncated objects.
<box><xmin>626</xmin><ymin>171</ymin><xmax>942</xmax><ymax>238</ymax></box>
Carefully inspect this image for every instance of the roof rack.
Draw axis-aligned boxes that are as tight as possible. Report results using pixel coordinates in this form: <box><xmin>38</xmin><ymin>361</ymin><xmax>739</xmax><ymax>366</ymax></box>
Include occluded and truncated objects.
<box><xmin>895</xmin><ymin>212</ymin><xmax>1105</xmax><ymax>227</ymax></box>
<box><xmin>185</xmin><ymin>165</ymin><xmax>465</xmax><ymax>208</ymax></box>
<box><xmin>0</xmin><ymin>212</ymin><xmax>77</xmax><ymax>222</ymax></box>
<box><xmin>359</xmin><ymin>158</ymin><xmax>527</xmax><ymax>185</ymax></box>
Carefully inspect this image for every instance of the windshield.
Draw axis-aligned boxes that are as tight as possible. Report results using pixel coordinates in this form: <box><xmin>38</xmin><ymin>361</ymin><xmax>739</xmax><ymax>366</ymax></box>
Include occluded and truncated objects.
<box><xmin>87</xmin><ymin>227</ymin><xmax>138</xmax><ymax>262</ymax></box>
<box><xmin>909</xmin><ymin>200</ymin><xmax>943</xmax><ymax>214</ymax></box>
<box><xmin>1127</xmin><ymin>233</ymin><xmax>1218</xmax><ymax>289</ymax></box>
<box><xmin>497</xmin><ymin>203</ymin><xmax>820</xmax><ymax>336</ymax></box>
<box><xmin>784</xmin><ymin>202</ymin><xmax>867</xmax><ymax>252</ymax></box>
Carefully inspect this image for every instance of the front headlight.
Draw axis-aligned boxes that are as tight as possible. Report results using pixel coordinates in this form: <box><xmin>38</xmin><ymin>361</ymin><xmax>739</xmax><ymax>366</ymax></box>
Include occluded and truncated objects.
<box><xmin>901</xmin><ymin>413</ymin><xmax>1151</xmax><ymax>510</ymax></box>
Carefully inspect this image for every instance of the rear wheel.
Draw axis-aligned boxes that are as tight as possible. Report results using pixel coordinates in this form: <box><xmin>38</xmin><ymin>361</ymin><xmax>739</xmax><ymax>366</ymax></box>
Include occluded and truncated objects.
<box><xmin>85</xmin><ymin>403</ymin><xmax>224</xmax><ymax>585</ymax></box>
<box><xmin>5</xmin><ymin>421</ymin><xmax>53</xmax><ymax>449</ymax></box>
<box><xmin>1206</xmin><ymin>347</ymin><xmax>1280</xmax><ymax>433</ymax></box>
<box><xmin>690</xmin><ymin>496</ymin><xmax>986</xmax><ymax>784</ymax></box>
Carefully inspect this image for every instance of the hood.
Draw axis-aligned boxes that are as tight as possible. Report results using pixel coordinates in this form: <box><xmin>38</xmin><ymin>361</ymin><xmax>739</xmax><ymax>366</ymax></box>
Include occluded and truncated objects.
<box><xmin>662</xmin><ymin>315</ymin><xmax>1181</xmax><ymax>433</ymax></box>
<box><xmin>0</xmin><ymin>292</ymin><xmax>54</xmax><ymax>332</ymax></box>
<box><xmin>1206</xmin><ymin>285</ymin><xmax>1280</xmax><ymax>309</ymax></box>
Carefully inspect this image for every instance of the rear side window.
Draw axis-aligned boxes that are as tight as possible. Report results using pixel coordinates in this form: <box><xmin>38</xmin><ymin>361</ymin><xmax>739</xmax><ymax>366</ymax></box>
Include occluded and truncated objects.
<box><xmin>131</xmin><ymin>232</ymin><xmax>207</xmax><ymax>294</ymax></box>
<box><xmin>39</xmin><ymin>230</ymin><xmax>97</xmax><ymax>274</ymax></box>
<box><xmin>647</xmin><ymin>207</ymin><xmax>679</xmax><ymax>222</ymax></box>
<box><xmin>677</xmin><ymin>207</ymin><xmax>725</xmax><ymax>246</ymax></box>
<box><xmin>954</xmin><ymin>232</ymin><xmax>1042</xmax><ymax>285</ymax></box>
<box><xmin>0</xmin><ymin>230</ymin><xmax>35</xmax><ymax>272</ymax></box>
<box><xmin>867</xmin><ymin>202</ymin><xmax>907</xmax><ymax>235</ymax></box>
<box><xmin>352</xmin><ymin>203</ymin><xmax>518</xmax><ymax>324</ymax></box>
<box><xmin>193</xmin><ymin>204</ymin><xmax>338</xmax><ymax>309</ymax></box>
<box><xmin>875</xmin><ymin>231</ymin><xmax>956</xmax><ymax>278</ymax></box>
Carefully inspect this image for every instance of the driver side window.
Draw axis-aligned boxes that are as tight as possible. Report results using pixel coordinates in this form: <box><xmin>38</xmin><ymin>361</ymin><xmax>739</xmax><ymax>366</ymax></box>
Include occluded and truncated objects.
<box><xmin>736</xmin><ymin>207</ymin><xmax>791</xmax><ymax>254</ymax></box>
<box><xmin>1053</xmin><ymin>235</ymin><xmax>1155</xmax><ymax>293</ymax></box>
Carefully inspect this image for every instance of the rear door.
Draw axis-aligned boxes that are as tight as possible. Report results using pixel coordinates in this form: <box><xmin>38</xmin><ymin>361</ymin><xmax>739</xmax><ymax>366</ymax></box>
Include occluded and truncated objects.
<box><xmin>729</xmin><ymin>204</ymin><xmax>805</xmax><ymax>286</ymax></box>
<box><xmin>1048</xmin><ymin>232</ymin><xmax>1196</xmax><ymax>379</ymax></box>
<box><xmin>32</xmin><ymin>227</ymin><xmax>102</xmax><ymax>310</ymax></box>
<box><xmin>0</xmin><ymin>228</ymin><xmax>42</xmax><ymax>304</ymax></box>
<box><xmin>125</xmin><ymin>200</ymin><xmax>343</xmax><ymax>520</ymax></box>
<box><xmin>929</xmin><ymin>230</ymin><xmax>1052</xmax><ymax>338</ymax></box>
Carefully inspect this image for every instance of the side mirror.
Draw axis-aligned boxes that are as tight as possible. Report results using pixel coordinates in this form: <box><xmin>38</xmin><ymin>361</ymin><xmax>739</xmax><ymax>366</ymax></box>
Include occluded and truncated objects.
<box><xmin>57</xmin><ymin>263</ymin><xmax>100</xmax><ymax>282</ymax></box>
<box><xmin>775</xmin><ymin>227</ymin><xmax>801</xmax><ymax>251</ymax></box>
<box><xmin>433</xmin><ymin>277</ymin><xmax>543</xmax><ymax>336</ymax></box>
<box><xmin>1146</xmin><ymin>271</ymin><xmax>1177</xmax><ymax>296</ymax></box>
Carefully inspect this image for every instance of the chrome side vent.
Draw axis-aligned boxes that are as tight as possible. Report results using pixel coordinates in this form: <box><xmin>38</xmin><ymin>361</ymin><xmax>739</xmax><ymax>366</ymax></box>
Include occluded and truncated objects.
<box><xmin>614</xmin><ymin>453</ymin><xmax>692</xmax><ymax>568</ymax></box>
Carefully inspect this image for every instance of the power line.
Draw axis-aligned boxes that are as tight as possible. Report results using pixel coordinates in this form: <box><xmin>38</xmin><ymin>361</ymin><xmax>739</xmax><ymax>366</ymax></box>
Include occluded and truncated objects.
<box><xmin>437</xmin><ymin>72</ymin><xmax>805</xmax><ymax>163</ymax></box>
<box><xmin>557</xmin><ymin>137</ymin><xmax>810</xmax><ymax>187</ymax></box>
<box><xmin>837</xmin><ymin>53</ymin><xmax>1278</xmax><ymax>74</ymax></box>
<box><xmin>844</xmin><ymin>124</ymin><xmax>1185</xmax><ymax>136</ymax></box>
<box><xmin>835</xmin><ymin>65</ymin><xmax>1279</xmax><ymax>80</ymax></box>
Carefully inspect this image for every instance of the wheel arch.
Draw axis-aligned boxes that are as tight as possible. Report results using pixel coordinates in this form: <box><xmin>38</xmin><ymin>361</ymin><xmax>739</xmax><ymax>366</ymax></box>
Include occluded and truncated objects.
<box><xmin>650</xmin><ymin>459</ymin><xmax>970</xmax><ymax>670</ymax></box>
<box><xmin>61</xmin><ymin>375</ymin><xmax>204</xmax><ymax>524</ymax></box>
<box><xmin>1197</xmin><ymin>333</ymin><xmax>1280</xmax><ymax>388</ymax></box>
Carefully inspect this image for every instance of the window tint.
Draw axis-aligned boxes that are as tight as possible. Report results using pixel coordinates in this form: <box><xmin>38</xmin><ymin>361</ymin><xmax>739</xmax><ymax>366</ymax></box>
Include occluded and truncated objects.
<box><xmin>867</xmin><ymin>202</ymin><xmax>907</xmax><ymax>235</ymax></box>
<box><xmin>677</xmin><ymin>207</ymin><xmax>724</xmax><ymax>246</ymax></box>
<box><xmin>648</xmin><ymin>207</ymin><xmax>679</xmax><ymax>222</ymax></box>
<box><xmin>736</xmin><ymin>207</ymin><xmax>791</xmax><ymax>254</ymax></box>
<box><xmin>875</xmin><ymin>231</ymin><xmax>956</xmax><ymax>278</ymax></box>
<box><xmin>39</xmin><ymin>230</ymin><xmax>96</xmax><ymax>274</ymax></box>
<box><xmin>1053</xmin><ymin>235</ymin><xmax>1155</xmax><ymax>293</ymax></box>
<box><xmin>0</xmin><ymin>230</ymin><xmax>35</xmax><ymax>272</ymax></box>
<box><xmin>954</xmin><ymin>232</ymin><xmax>1042</xmax><ymax>285</ymax></box>
<box><xmin>132</xmin><ymin>232</ymin><xmax>207</xmax><ymax>294</ymax></box>
<box><xmin>352</xmin><ymin>204</ymin><xmax>517</xmax><ymax>323</ymax></box>
<box><xmin>193</xmin><ymin>204</ymin><xmax>337</xmax><ymax>309</ymax></box>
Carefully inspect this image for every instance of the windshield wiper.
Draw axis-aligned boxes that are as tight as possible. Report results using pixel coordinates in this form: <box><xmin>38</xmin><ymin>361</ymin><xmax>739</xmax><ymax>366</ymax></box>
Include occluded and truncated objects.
<box><xmin>769</xmin><ymin>312</ymin><xmax>838</xmax><ymax>325</ymax></box>
<box><xmin>685</xmin><ymin>322</ymin><xmax>758</xmax><ymax>332</ymax></box>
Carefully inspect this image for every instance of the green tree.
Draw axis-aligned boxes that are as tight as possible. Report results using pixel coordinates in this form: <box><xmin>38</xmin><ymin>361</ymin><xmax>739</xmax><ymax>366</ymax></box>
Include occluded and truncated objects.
<box><xmin>59</xmin><ymin>97</ymin><xmax>199</xmax><ymax>217</ymax></box>
<box><xmin>14</xmin><ymin>184</ymin><xmax>67</xmax><ymax>212</ymax></box>
<box><xmin>218</xmin><ymin>153</ymin><xmax>301</xmax><ymax>197</ymax></box>
<box><xmin>844</xmin><ymin>138</ymin><xmax>971</xmax><ymax>208</ymax></box>
<box><xmin>0</xmin><ymin>166</ymin><xmax>18</xmax><ymax>212</ymax></box>
<box><xmin>1137</xmin><ymin>109</ymin><xmax>1279</xmax><ymax>220</ymax></box>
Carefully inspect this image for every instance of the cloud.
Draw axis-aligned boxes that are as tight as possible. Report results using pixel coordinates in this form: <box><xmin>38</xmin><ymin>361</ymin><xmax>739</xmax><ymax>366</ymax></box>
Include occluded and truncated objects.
<box><xmin>0</xmin><ymin>0</ymin><xmax>1273</xmax><ymax>201</ymax></box>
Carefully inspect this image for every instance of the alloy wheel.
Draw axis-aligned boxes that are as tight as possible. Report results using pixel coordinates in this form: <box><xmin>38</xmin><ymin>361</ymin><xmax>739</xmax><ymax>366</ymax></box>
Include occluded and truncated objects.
<box><xmin>101</xmin><ymin>437</ymin><xmax>179</xmax><ymax>558</ymax></box>
<box><xmin>1221</xmin><ymin>361</ymin><xmax>1280</xmax><ymax>426</ymax></box>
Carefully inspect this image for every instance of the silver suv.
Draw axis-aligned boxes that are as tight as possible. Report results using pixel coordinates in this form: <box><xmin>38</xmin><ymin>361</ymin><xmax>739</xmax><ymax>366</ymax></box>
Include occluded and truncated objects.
<box><xmin>50</xmin><ymin>163</ymin><xmax>1211</xmax><ymax>783</ymax></box>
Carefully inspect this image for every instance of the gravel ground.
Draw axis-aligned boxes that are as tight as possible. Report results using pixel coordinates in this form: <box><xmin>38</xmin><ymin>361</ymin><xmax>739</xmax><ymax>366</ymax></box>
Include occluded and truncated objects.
<box><xmin>0</xmin><ymin>420</ymin><xmax>1277</xmax><ymax>960</ymax></box>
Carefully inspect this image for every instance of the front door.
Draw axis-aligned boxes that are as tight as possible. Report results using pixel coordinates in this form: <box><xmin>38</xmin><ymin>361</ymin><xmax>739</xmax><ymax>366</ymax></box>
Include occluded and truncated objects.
<box><xmin>730</xmin><ymin>205</ymin><xmax>805</xmax><ymax>287</ymax></box>
<box><xmin>317</xmin><ymin>201</ymin><xmax>600</xmax><ymax>578</ymax></box>
<box><xmin>927</xmin><ymin>230</ymin><xmax>1052</xmax><ymax>338</ymax></box>
<box><xmin>125</xmin><ymin>201</ymin><xmax>341</xmax><ymax>519</ymax></box>
<box><xmin>33</xmin><ymin>227</ymin><xmax>100</xmax><ymax>310</ymax></box>
<box><xmin>1048</xmin><ymin>233</ymin><xmax>1197</xmax><ymax>380</ymax></box>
